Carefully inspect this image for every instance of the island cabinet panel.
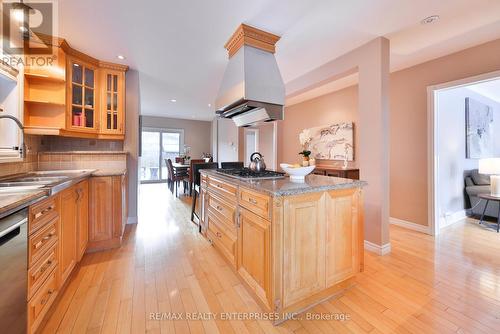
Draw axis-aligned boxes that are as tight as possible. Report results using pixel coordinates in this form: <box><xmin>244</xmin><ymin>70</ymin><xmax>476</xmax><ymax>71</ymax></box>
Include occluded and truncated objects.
<box><xmin>207</xmin><ymin>192</ymin><xmax>237</xmax><ymax>234</ymax></box>
<box><xmin>59</xmin><ymin>186</ymin><xmax>78</xmax><ymax>285</ymax></box>
<box><xmin>325</xmin><ymin>189</ymin><xmax>360</xmax><ymax>286</ymax></box>
<box><xmin>282</xmin><ymin>193</ymin><xmax>326</xmax><ymax>307</ymax></box>
<box><xmin>207</xmin><ymin>176</ymin><xmax>237</xmax><ymax>201</ymax></box>
<box><xmin>237</xmin><ymin>207</ymin><xmax>272</xmax><ymax>308</ymax></box>
<box><xmin>207</xmin><ymin>210</ymin><xmax>237</xmax><ymax>267</ymax></box>
<box><xmin>239</xmin><ymin>187</ymin><xmax>270</xmax><ymax>220</ymax></box>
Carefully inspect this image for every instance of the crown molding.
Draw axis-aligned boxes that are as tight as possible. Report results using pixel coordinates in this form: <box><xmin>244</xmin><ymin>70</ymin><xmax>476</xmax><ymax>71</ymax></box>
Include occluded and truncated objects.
<box><xmin>224</xmin><ymin>24</ymin><xmax>280</xmax><ymax>58</ymax></box>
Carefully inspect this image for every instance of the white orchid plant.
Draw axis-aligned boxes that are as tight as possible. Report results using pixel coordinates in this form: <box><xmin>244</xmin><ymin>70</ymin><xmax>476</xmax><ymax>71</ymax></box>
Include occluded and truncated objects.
<box><xmin>299</xmin><ymin>129</ymin><xmax>312</xmax><ymax>158</ymax></box>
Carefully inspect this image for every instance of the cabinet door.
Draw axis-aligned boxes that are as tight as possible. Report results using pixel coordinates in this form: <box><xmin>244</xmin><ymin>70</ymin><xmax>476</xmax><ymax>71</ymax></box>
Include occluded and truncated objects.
<box><xmin>89</xmin><ymin>177</ymin><xmax>113</xmax><ymax>242</ymax></box>
<box><xmin>59</xmin><ymin>186</ymin><xmax>78</xmax><ymax>285</ymax></box>
<box><xmin>100</xmin><ymin>69</ymin><xmax>125</xmax><ymax>135</ymax></box>
<box><xmin>237</xmin><ymin>207</ymin><xmax>271</xmax><ymax>308</ymax></box>
<box><xmin>76</xmin><ymin>180</ymin><xmax>89</xmax><ymax>261</ymax></box>
<box><xmin>325</xmin><ymin>189</ymin><xmax>360</xmax><ymax>286</ymax></box>
<box><xmin>282</xmin><ymin>193</ymin><xmax>326</xmax><ymax>307</ymax></box>
<box><xmin>67</xmin><ymin>58</ymin><xmax>98</xmax><ymax>132</ymax></box>
<box><xmin>112</xmin><ymin>175</ymin><xmax>124</xmax><ymax>238</ymax></box>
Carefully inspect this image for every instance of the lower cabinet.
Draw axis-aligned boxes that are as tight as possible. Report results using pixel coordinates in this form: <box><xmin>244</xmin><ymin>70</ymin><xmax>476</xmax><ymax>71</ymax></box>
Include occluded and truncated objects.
<box><xmin>88</xmin><ymin>175</ymin><xmax>126</xmax><ymax>252</ymax></box>
<box><xmin>237</xmin><ymin>207</ymin><xmax>272</xmax><ymax>308</ymax></box>
<box><xmin>59</xmin><ymin>185</ymin><xmax>78</xmax><ymax>285</ymax></box>
<box><xmin>76</xmin><ymin>180</ymin><xmax>89</xmax><ymax>261</ymax></box>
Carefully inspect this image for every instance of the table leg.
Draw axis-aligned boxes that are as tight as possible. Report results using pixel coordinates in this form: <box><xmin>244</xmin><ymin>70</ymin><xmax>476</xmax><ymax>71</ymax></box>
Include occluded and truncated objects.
<box><xmin>480</xmin><ymin>200</ymin><xmax>489</xmax><ymax>225</ymax></box>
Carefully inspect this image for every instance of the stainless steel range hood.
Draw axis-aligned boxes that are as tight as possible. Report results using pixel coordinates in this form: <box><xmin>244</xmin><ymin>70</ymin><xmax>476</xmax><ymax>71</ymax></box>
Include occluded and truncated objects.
<box><xmin>215</xmin><ymin>25</ymin><xmax>284</xmax><ymax>127</ymax></box>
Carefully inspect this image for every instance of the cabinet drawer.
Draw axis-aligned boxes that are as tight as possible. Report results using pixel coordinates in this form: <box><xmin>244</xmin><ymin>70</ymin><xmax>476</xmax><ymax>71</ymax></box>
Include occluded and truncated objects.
<box><xmin>28</xmin><ymin>243</ymin><xmax>58</xmax><ymax>299</ymax></box>
<box><xmin>201</xmin><ymin>174</ymin><xmax>208</xmax><ymax>188</ymax></box>
<box><xmin>28</xmin><ymin>268</ymin><xmax>58</xmax><ymax>334</ymax></box>
<box><xmin>207</xmin><ymin>193</ymin><xmax>236</xmax><ymax>235</ymax></box>
<box><xmin>207</xmin><ymin>212</ymin><xmax>237</xmax><ymax>267</ymax></box>
<box><xmin>208</xmin><ymin>176</ymin><xmax>237</xmax><ymax>201</ymax></box>
<box><xmin>29</xmin><ymin>196</ymin><xmax>58</xmax><ymax>235</ymax></box>
<box><xmin>239</xmin><ymin>187</ymin><xmax>270</xmax><ymax>220</ymax></box>
<box><xmin>29</xmin><ymin>217</ymin><xmax>58</xmax><ymax>267</ymax></box>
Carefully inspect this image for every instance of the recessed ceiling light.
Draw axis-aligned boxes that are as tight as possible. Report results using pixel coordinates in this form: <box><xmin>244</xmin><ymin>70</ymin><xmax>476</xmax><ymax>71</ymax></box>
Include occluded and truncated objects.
<box><xmin>421</xmin><ymin>15</ymin><xmax>440</xmax><ymax>25</ymax></box>
<box><xmin>208</xmin><ymin>103</ymin><xmax>212</xmax><ymax>107</ymax></box>
<box><xmin>170</xmin><ymin>99</ymin><xmax>177</xmax><ymax>103</ymax></box>
<box><xmin>117</xmin><ymin>55</ymin><xmax>125</xmax><ymax>60</ymax></box>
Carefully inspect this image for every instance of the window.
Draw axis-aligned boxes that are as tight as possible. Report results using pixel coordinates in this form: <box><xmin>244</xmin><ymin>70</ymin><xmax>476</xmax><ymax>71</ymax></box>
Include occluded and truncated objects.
<box><xmin>140</xmin><ymin>128</ymin><xmax>184</xmax><ymax>182</ymax></box>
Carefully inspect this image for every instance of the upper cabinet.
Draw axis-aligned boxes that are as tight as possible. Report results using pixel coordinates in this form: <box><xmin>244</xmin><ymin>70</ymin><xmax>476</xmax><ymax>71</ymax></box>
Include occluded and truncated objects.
<box><xmin>100</xmin><ymin>69</ymin><xmax>125</xmax><ymax>135</ymax></box>
<box><xmin>23</xmin><ymin>38</ymin><xmax>128</xmax><ymax>140</ymax></box>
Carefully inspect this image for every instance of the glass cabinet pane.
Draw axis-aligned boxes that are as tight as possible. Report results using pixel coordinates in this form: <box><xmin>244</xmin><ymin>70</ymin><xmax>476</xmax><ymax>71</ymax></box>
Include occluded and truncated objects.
<box><xmin>107</xmin><ymin>112</ymin><xmax>111</xmax><ymax>129</ymax></box>
<box><xmin>85</xmin><ymin>109</ymin><xmax>94</xmax><ymax>128</ymax></box>
<box><xmin>84</xmin><ymin>88</ymin><xmax>94</xmax><ymax>108</ymax></box>
<box><xmin>113</xmin><ymin>75</ymin><xmax>118</xmax><ymax>92</ymax></box>
<box><xmin>107</xmin><ymin>74</ymin><xmax>112</xmax><ymax>91</ymax></box>
<box><xmin>107</xmin><ymin>93</ymin><xmax>111</xmax><ymax>110</ymax></box>
<box><xmin>72</xmin><ymin>106</ymin><xmax>83</xmax><ymax>126</ymax></box>
<box><xmin>84</xmin><ymin>68</ymin><xmax>94</xmax><ymax>87</ymax></box>
<box><xmin>113</xmin><ymin>114</ymin><xmax>118</xmax><ymax>129</ymax></box>
<box><xmin>72</xmin><ymin>64</ymin><xmax>82</xmax><ymax>83</ymax></box>
<box><xmin>72</xmin><ymin>85</ymin><xmax>82</xmax><ymax>105</ymax></box>
<box><xmin>113</xmin><ymin>93</ymin><xmax>117</xmax><ymax>111</ymax></box>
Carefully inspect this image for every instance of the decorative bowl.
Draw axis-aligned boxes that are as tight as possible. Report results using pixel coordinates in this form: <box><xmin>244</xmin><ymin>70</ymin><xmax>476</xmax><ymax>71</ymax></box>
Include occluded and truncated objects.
<box><xmin>280</xmin><ymin>163</ymin><xmax>315</xmax><ymax>181</ymax></box>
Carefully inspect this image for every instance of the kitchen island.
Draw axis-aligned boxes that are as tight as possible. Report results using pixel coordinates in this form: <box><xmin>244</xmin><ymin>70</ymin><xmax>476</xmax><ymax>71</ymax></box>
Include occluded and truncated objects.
<box><xmin>199</xmin><ymin>169</ymin><xmax>366</xmax><ymax>323</ymax></box>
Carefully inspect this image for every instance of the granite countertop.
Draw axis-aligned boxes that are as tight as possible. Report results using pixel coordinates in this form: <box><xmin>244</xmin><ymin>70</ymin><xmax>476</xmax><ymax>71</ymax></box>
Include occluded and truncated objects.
<box><xmin>0</xmin><ymin>190</ymin><xmax>47</xmax><ymax>219</ymax></box>
<box><xmin>200</xmin><ymin>169</ymin><xmax>367</xmax><ymax>197</ymax></box>
<box><xmin>0</xmin><ymin>168</ymin><xmax>127</xmax><ymax>218</ymax></box>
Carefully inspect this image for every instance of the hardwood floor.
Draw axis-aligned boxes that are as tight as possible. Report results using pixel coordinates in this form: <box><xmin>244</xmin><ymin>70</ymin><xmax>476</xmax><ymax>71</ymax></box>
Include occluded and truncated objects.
<box><xmin>41</xmin><ymin>183</ymin><xmax>500</xmax><ymax>333</ymax></box>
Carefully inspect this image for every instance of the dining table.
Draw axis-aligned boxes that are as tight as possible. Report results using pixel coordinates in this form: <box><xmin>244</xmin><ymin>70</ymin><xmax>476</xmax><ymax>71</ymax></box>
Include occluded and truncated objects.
<box><xmin>172</xmin><ymin>162</ymin><xmax>190</xmax><ymax>173</ymax></box>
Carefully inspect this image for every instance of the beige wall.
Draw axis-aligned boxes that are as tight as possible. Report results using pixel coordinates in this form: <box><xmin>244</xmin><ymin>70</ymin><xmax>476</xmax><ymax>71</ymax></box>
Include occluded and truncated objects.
<box><xmin>279</xmin><ymin>37</ymin><xmax>500</xmax><ymax>228</ymax></box>
<box><xmin>390</xmin><ymin>38</ymin><xmax>500</xmax><ymax>226</ymax></box>
<box><xmin>279</xmin><ymin>85</ymin><xmax>359</xmax><ymax>166</ymax></box>
<box><xmin>141</xmin><ymin>116</ymin><xmax>212</xmax><ymax>159</ymax></box>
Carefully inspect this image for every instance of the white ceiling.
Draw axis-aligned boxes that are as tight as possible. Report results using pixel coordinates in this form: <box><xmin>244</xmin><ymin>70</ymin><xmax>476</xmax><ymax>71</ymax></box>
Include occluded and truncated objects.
<box><xmin>57</xmin><ymin>0</ymin><xmax>500</xmax><ymax>120</ymax></box>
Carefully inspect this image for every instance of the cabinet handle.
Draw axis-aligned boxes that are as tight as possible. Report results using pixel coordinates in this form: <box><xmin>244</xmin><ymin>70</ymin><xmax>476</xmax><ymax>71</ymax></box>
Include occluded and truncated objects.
<box><xmin>216</xmin><ymin>231</ymin><xmax>221</xmax><ymax>238</ymax></box>
<box><xmin>236</xmin><ymin>212</ymin><xmax>241</xmax><ymax>228</ymax></box>
<box><xmin>35</xmin><ymin>205</ymin><xmax>54</xmax><ymax>219</ymax></box>
<box><xmin>42</xmin><ymin>232</ymin><xmax>55</xmax><ymax>241</ymax></box>
<box><xmin>41</xmin><ymin>289</ymin><xmax>54</xmax><ymax>305</ymax></box>
<box><xmin>216</xmin><ymin>205</ymin><xmax>223</xmax><ymax>211</ymax></box>
<box><xmin>216</xmin><ymin>184</ymin><xmax>222</xmax><ymax>188</ymax></box>
<box><xmin>248</xmin><ymin>198</ymin><xmax>257</xmax><ymax>205</ymax></box>
<box><xmin>40</xmin><ymin>260</ymin><xmax>53</xmax><ymax>274</ymax></box>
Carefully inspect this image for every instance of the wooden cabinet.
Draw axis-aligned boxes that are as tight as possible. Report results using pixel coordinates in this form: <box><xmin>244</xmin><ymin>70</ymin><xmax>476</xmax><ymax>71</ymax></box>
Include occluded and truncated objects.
<box><xmin>88</xmin><ymin>175</ymin><xmax>127</xmax><ymax>252</ymax></box>
<box><xmin>282</xmin><ymin>193</ymin><xmax>326</xmax><ymax>307</ymax></box>
<box><xmin>67</xmin><ymin>58</ymin><xmax>98</xmax><ymax>133</ymax></box>
<box><xmin>59</xmin><ymin>186</ymin><xmax>78</xmax><ymax>285</ymax></box>
<box><xmin>325</xmin><ymin>189</ymin><xmax>361</xmax><ymax>286</ymax></box>
<box><xmin>23</xmin><ymin>37</ymin><xmax>128</xmax><ymax>139</ymax></box>
<box><xmin>100</xmin><ymin>69</ymin><xmax>125</xmax><ymax>135</ymax></box>
<box><xmin>237</xmin><ymin>207</ymin><xmax>272</xmax><ymax>308</ymax></box>
<box><xmin>76</xmin><ymin>180</ymin><xmax>89</xmax><ymax>261</ymax></box>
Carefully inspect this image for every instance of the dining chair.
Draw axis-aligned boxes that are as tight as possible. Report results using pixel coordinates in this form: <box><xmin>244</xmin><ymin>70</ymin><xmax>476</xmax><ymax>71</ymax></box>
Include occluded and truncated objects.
<box><xmin>191</xmin><ymin>162</ymin><xmax>218</xmax><ymax>224</ymax></box>
<box><xmin>166</xmin><ymin>158</ymin><xmax>189</xmax><ymax>197</ymax></box>
<box><xmin>220</xmin><ymin>161</ymin><xmax>244</xmax><ymax>169</ymax></box>
<box><xmin>188</xmin><ymin>159</ymin><xmax>205</xmax><ymax>196</ymax></box>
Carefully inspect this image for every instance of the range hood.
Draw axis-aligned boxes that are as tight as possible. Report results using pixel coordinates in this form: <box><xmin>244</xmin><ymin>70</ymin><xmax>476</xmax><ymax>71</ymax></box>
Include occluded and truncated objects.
<box><xmin>215</xmin><ymin>24</ymin><xmax>285</xmax><ymax>127</ymax></box>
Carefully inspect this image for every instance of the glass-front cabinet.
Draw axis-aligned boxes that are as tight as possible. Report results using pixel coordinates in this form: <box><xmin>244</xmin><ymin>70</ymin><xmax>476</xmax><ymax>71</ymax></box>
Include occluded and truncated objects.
<box><xmin>100</xmin><ymin>69</ymin><xmax>125</xmax><ymax>135</ymax></box>
<box><xmin>67</xmin><ymin>59</ymin><xmax>98</xmax><ymax>132</ymax></box>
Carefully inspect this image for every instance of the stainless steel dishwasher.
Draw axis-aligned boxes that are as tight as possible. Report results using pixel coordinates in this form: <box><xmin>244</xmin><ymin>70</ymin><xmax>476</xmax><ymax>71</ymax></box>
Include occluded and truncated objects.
<box><xmin>0</xmin><ymin>208</ymin><xmax>28</xmax><ymax>334</ymax></box>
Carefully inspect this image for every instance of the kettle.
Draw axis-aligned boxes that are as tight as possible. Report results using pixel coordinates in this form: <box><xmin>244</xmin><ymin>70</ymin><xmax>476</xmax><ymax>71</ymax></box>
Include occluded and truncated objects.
<box><xmin>249</xmin><ymin>152</ymin><xmax>266</xmax><ymax>172</ymax></box>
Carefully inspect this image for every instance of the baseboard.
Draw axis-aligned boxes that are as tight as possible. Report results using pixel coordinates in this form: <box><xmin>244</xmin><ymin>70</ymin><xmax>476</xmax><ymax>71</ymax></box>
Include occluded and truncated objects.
<box><xmin>364</xmin><ymin>240</ymin><xmax>391</xmax><ymax>255</ymax></box>
<box><xmin>390</xmin><ymin>217</ymin><xmax>431</xmax><ymax>234</ymax></box>
<box><xmin>127</xmin><ymin>216</ymin><xmax>138</xmax><ymax>225</ymax></box>
<box><xmin>440</xmin><ymin>210</ymin><xmax>467</xmax><ymax>230</ymax></box>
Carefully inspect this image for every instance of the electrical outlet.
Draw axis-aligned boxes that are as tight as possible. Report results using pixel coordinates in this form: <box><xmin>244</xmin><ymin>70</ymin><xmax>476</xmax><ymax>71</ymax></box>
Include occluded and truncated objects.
<box><xmin>0</xmin><ymin>104</ymin><xmax>4</xmax><ymax>112</ymax></box>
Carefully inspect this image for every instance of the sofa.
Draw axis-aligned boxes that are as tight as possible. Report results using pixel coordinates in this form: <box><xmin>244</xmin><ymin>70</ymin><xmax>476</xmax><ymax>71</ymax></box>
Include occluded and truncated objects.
<box><xmin>465</xmin><ymin>169</ymin><xmax>499</xmax><ymax>219</ymax></box>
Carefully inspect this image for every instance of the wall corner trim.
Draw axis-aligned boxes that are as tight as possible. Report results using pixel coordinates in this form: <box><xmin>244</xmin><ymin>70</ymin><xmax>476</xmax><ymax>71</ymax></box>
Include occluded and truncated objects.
<box><xmin>390</xmin><ymin>217</ymin><xmax>431</xmax><ymax>234</ymax></box>
<box><xmin>127</xmin><ymin>216</ymin><xmax>138</xmax><ymax>225</ymax></box>
<box><xmin>364</xmin><ymin>240</ymin><xmax>391</xmax><ymax>256</ymax></box>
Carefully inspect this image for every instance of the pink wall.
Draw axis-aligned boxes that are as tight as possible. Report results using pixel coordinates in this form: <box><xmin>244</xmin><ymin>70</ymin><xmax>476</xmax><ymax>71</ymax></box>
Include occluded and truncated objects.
<box><xmin>280</xmin><ymin>37</ymin><xmax>500</xmax><ymax>228</ymax></box>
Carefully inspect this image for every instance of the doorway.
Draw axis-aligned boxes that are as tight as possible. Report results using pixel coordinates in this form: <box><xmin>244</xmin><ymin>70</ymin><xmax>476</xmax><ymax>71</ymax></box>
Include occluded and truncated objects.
<box><xmin>428</xmin><ymin>70</ymin><xmax>500</xmax><ymax>235</ymax></box>
<box><xmin>244</xmin><ymin>128</ymin><xmax>259</xmax><ymax>167</ymax></box>
<box><xmin>140</xmin><ymin>127</ymin><xmax>184</xmax><ymax>183</ymax></box>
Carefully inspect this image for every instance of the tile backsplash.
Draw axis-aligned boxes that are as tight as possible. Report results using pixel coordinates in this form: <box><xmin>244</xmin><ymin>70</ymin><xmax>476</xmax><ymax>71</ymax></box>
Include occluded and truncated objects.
<box><xmin>42</xmin><ymin>136</ymin><xmax>124</xmax><ymax>152</ymax></box>
<box><xmin>38</xmin><ymin>152</ymin><xmax>127</xmax><ymax>171</ymax></box>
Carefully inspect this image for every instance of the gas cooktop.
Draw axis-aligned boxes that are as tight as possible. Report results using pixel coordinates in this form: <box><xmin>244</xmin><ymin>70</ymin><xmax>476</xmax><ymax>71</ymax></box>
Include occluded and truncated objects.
<box><xmin>215</xmin><ymin>168</ymin><xmax>285</xmax><ymax>180</ymax></box>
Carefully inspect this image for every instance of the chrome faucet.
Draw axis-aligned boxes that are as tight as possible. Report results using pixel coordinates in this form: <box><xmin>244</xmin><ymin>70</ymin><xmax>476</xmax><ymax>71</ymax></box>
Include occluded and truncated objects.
<box><xmin>0</xmin><ymin>115</ymin><xmax>25</xmax><ymax>158</ymax></box>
